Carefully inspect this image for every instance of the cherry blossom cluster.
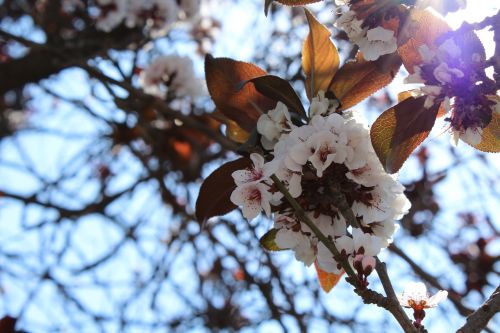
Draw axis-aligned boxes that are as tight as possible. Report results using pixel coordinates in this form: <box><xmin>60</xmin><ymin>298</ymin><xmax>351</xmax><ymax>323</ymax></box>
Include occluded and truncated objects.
<box><xmin>95</xmin><ymin>0</ymin><xmax>200</xmax><ymax>32</ymax></box>
<box><xmin>230</xmin><ymin>93</ymin><xmax>411</xmax><ymax>279</ymax></box>
<box><xmin>138</xmin><ymin>54</ymin><xmax>205</xmax><ymax>100</ymax></box>
<box><xmin>334</xmin><ymin>0</ymin><xmax>400</xmax><ymax>61</ymax></box>
<box><xmin>404</xmin><ymin>38</ymin><xmax>498</xmax><ymax>146</ymax></box>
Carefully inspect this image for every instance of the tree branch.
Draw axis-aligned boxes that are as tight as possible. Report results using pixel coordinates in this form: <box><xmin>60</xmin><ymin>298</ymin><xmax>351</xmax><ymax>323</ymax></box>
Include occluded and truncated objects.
<box><xmin>0</xmin><ymin>26</ymin><xmax>143</xmax><ymax>95</ymax></box>
<box><xmin>457</xmin><ymin>286</ymin><xmax>500</xmax><ymax>333</ymax></box>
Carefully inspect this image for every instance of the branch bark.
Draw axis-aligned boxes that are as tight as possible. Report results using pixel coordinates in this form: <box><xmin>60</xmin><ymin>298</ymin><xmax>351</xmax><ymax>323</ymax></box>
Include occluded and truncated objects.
<box><xmin>457</xmin><ymin>286</ymin><xmax>500</xmax><ymax>333</ymax></box>
<box><xmin>0</xmin><ymin>26</ymin><xmax>143</xmax><ymax>95</ymax></box>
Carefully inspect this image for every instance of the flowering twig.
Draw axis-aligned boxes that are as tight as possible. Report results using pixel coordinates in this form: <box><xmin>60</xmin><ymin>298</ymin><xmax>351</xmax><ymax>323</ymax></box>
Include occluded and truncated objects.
<box><xmin>270</xmin><ymin>175</ymin><xmax>358</xmax><ymax>280</ymax></box>
<box><xmin>328</xmin><ymin>183</ymin><xmax>419</xmax><ymax>332</ymax></box>
<box><xmin>389</xmin><ymin>244</ymin><xmax>474</xmax><ymax>317</ymax></box>
<box><xmin>457</xmin><ymin>286</ymin><xmax>500</xmax><ymax>333</ymax></box>
<box><xmin>271</xmin><ymin>175</ymin><xmax>418</xmax><ymax>333</ymax></box>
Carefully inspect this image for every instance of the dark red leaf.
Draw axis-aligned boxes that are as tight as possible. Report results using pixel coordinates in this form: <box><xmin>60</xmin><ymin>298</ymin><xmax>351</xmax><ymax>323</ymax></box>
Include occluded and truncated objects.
<box><xmin>195</xmin><ymin>157</ymin><xmax>252</xmax><ymax>224</ymax></box>
<box><xmin>0</xmin><ymin>316</ymin><xmax>16</xmax><ymax>333</ymax></box>
<box><xmin>239</xmin><ymin>75</ymin><xmax>306</xmax><ymax>118</ymax></box>
<box><xmin>205</xmin><ymin>55</ymin><xmax>276</xmax><ymax>132</ymax></box>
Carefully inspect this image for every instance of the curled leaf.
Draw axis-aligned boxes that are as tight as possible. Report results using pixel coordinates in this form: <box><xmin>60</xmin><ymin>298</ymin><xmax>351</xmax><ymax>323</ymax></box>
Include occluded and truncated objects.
<box><xmin>329</xmin><ymin>53</ymin><xmax>402</xmax><ymax>110</ymax></box>
<box><xmin>205</xmin><ymin>55</ymin><xmax>276</xmax><ymax>132</ymax></box>
<box><xmin>302</xmin><ymin>8</ymin><xmax>339</xmax><ymax>100</ymax></box>
<box><xmin>239</xmin><ymin>75</ymin><xmax>306</xmax><ymax>118</ymax></box>
<box><xmin>314</xmin><ymin>261</ymin><xmax>343</xmax><ymax>292</ymax></box>
<box><xmin>226</xmin><ymin>120</ymin><xmax>250</xmax><ymax>143</ymax></box>
<box><xmin>259</xmin><ymin>229</ymin><xmax>285</xmax><ymax>251</ymax></box>
<box><xmin>370</xmin><ymin>96</ymin><xmax>440</xmax><ymax>173</ymax></box>
<box><xmin>195</xmin><ymin>157</ymin><xmax>252</xmax><ymax>224</ymax></box>
<box><xmin>473</xmin><ymin>112</ymin><xmax>500</xmax><ymax>153</ymax></box>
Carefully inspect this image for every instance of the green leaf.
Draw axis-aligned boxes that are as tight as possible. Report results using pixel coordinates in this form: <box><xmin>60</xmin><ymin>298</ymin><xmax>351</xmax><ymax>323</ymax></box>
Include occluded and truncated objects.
<box><xmin>195</xmin><ymin>157</ymin><xmax>252</xmax><ymax>224</ymax></box>
<box><xmin>259</xmin><ymin>229</ymin><xmax>285</xmax><ymax>251</ymax></box>
<box><xmin>239</xmin><ymin>75</ymin><xmax>306</xmax><ymax>118</ymax></box>
<box><xmin>302</xmin><ymin>8</ymin><xmax>339</xmax><ymax>100</ymax></box>
<box><xmin>370</xmin><ymin>96</ymin><xmax>439</xmax><ymax>173</ymax></box>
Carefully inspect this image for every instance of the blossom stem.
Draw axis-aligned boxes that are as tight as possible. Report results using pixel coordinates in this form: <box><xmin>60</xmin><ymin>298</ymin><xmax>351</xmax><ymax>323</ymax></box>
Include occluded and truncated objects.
<box><xmin>328</xmin><ymin>181</ymin><xmax>418</xmax><ymax>332</ymax></box>
<box><xmin>271</xmin><ymin>175</ymin><xmax>418</xmax><ymax>332</ymax></box>
<box><xmin>270</xmin><ymin>175</ymin><xmax>358</xmax><ymax>281</ymax></box>
<box><xmin>328</xmin><ymin>182</ymin><xmax>361</xmax><ymax>228</ymax></box>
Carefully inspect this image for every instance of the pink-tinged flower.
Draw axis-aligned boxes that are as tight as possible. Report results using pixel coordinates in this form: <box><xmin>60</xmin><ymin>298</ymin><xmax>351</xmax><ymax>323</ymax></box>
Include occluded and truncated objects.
<box><xmin>335</xmin><ymin>8</ymin><xmax>399</xmax><ymax>61</ymax></box>
<box><xmin>335</xmin><ymin>235</ymin><xmax>354</xmax><ymax>256</ymax></box>
<box><xmin>309</xmin><ymin>91</ymin><xmax>339</xmax><ymax>118</ymax></box>
<box><xmin>433</xmin><ymin>63</ymin><xmax>464</xmax><ymax>85</ymax></box>
<box><xmin>272</xmin><ymin>164</ymin><xmax>302</xmax><ymax>198</ymax></box>
<box><xmin>352</xmin><ymin>227</ymin><xmax>383</xmax><ymax>257</ymax></box>
<box><xmin>274</xmin><ymin>215</ymin><xmax>316</xmax><ymax>266</ymax></box>
<box><xmin>398</xmin><ymin>282</ymin><xmax>448</xmax><ymax>310</ymax></box>
<box><xmin>315</xmin><ymin>214</ymin><xmax>347</xmax><ymax>238</ymax></box>
<box><xmin>402</xmin><ymin>37</ymin><xmax>495</xmax><ymax>147</ymax></box>
<box><xmin>316</xmin><ymin>243</ymin><xmax>343</xmax><ymax>274</ymax></box>
<box><xmin>358</xmin><ymin>27</ymin><xmax>397</xmax><ymax>61</ymax></box>
<box><xmin>232</xmin><ymin>153</ymin><xmax>275</xmax><ymax>186</ymax></box>
<box><xmin>398</xmin><ymin>282</ymin><xmax>448</xmax><ymax>328</ymax></box>
<box><xmin>353</xmin><ymin>254</ymin><xmax>376</xmax><ymax>275</ymax></box>
<box><xmin>139</xmin><ymin>54</ymin><xmax>204</xmax><ymax>99</ymax></box>
<box><xmin>230</xmin><ymin>182</ymin><xmax>273</xmax><ymax>220</ymax></box>
<box><xmin>307</xmin><ymin>131</ymin><xmax>347</xmax><ymax>177</ymax></box>
<box><xmin>335</xmin><ymin>10</ymin><xmax>364</xmax><ymax>43</ymax></box>
<box><xmin>257</xmin><ymin>102</ymin><xmax>293</xmax><ymax>149</ymax></box>
<box><xmin>451</xmin><ymin>127</ymin><xmax>483</xmax><ymax>146</ymax></box>
<box><xmin>352</xmin><ymin>254</ymin><xmax>376</xmax><ymax>288</ymax></box>
<box><xmin>345</xmin><ymin>155</ymin><xmax>384</xmax><ymax>187</ymax></box>
<box><xmin>361</xmin><ymin>255</ymin><xmax>375</xmax><ymax>273</ymax></box>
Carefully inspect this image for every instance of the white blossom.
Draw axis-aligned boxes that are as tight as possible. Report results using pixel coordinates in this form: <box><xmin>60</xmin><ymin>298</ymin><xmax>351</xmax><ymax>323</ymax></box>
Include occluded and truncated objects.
<box><xmin>257</xmin><ymin>102</ymin><xmax>293</xmax><ymax>149</ymax></box>
<box><xmin>232</xmin><ymin>153</ymin><xmax>275</xmax><ymax>186</ymax></box>
<box><xmin>358</xmin><ymin>27</ymin><xmax>397</xmax><ymax>61</ymax></box>
<box><xmin>335</xmin><ymin>11</ymin><xmax>365</xmax><ymax>42</ymax></box>
<box><xmin>229</xmin><ymin>92</ymin><xmax>410</xmax><ymax>269</ymax></box>
<box><xmin>139</xmin><ymin>54</ymin><xmax>204</xmax><ymax>99</ymax></box>
<box><xmin>274</xmin><ymin>215</ymin><xmax>316</xmax><ymax>266</ymax></box>
<box><xmin>178</xmin><ymin>0</ymin><xmax>200</xmax><ymax>19</ymax></box>
<box><xmin>95</xmin><ymin>0</ymin><xmax>180</xmax><ymax>32</ymax></box>
<box><xmin>352</xmin><ymin>228</ymin><xmax>383</xmax><ymax>257</ymax></box>
<box><xmin>307</xmin><ymin>131</ymin><xmax>347</xmax><ymax>177</ymax></box>
<box><xmin>452</xmin><ymin>127</ymin><xmax>483</xmax><ymax>146</ymax></box>
<box><xmin>230</xmin><ymin>182</ymin><xmax>273</xmax><ymax>220</ymax></box>
<box><xmin>439</xmin><ymin>38</ymin><xmax>461</xmax><ymax>59</ymax></box>
<box><xmin>310</xmin><ymin>91</ymin><xmax>339</xmax><ymax>117</ymax></box>
<box><xmin>335</xmin><ymin>12</ymin><xmax>397</xmax><ymax>61</ymax></box>
<box><xmin>96</xmin><ymin>0</ymin><xmax>127</xmax><ymax>32</ymax></box>
<box><xmin>398</xmin><ymin>282</ymin><xmax>448</xmax><ymax>310</ymax></box>
<box><xmin>433</xmin><ymin>62</ymin><xmax>464</xmax><ymax>84</ymax></box>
